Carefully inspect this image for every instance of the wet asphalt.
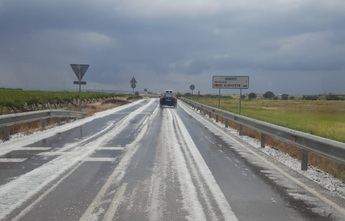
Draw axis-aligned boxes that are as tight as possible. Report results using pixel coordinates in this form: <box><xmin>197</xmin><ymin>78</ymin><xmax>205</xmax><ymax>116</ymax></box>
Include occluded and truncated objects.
<box><xmin>0</xmin><ymin>99</ymin><xmax>342</xmax><ymax>221</ymax></box>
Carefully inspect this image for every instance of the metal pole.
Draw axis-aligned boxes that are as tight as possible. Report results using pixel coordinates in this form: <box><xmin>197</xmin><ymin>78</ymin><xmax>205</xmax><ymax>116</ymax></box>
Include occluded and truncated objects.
<box><xmin>239</xmin><ymin>89</ymin><xmax>242</xmax><ymax>114</ymax></box>
<box><xmin>78</xmin><ymin>69</ymin><xmax>81</xmax><ymax>111</ymax></box>
<box><xmin>218</xmin><ymin>88</ymin><xmax>221</xmax><ymax>108</ymax></box>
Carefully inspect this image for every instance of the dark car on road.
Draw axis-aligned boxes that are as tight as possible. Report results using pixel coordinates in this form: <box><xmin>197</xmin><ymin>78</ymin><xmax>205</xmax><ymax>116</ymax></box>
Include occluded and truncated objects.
<box><xmin>160</xmin><ymin>90</ymin><xmax>177</xmax><ymax>108</ymax></box>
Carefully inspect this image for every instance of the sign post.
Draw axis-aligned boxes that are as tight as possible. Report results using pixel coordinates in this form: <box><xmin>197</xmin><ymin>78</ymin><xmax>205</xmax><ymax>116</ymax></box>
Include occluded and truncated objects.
<box><xmin>70</xmin><ymin>64</ymin><xmax>89</xmax><ymax>109</ymax></box>
<box><xmin>218</xmin><ymin>88</ymin><xmax>221</xmax><ymax>108</ymax></box>
<box><xmin>190</xmin><ymin>84</ymin><xmax>195</xmax><ymax>95</ymax></box>
<box><xmin>212</xmin><ymin>76</ymin><xmax>249</xmax><ymax>114</ymax></box>
<box><xmin>130</xmin><ymin>77</ymin><xmax>137</xmax><ymax>95</ymax></box>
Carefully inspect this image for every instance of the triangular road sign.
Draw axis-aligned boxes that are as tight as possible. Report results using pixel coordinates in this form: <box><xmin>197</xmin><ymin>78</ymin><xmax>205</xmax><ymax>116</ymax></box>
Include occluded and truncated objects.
<box><xmin>130</xmin><ymin>77</ymin><xmax>137</xmax><ymax>84</ymax></box>
<box><xmin>70</xmin><ymin>64</ymin><xmax>89</xmax><ymax>81</ymax></box>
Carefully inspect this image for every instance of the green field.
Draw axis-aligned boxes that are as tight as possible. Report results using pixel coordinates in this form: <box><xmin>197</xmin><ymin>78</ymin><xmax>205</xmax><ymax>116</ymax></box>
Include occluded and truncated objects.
<box><xmin>0</xmin><ymin>89</ymin><xmax>125</xmax><ymax>113</ymax></box>
<box><xmin>188</xmin><ymin>96</ymin><xmax>345</xmax><ymax>143</ymax></box>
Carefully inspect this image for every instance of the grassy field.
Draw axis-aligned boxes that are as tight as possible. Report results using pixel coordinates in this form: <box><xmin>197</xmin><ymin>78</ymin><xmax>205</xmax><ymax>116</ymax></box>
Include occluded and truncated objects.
<box><xmin>0</xmin><ymin>89</ymin><xmax>126</xmax><ymax>113</ymax></box>
<box><xmin>188</xmin><ymin>96</ymin><xmax>345</xmax><ymax>143</ymax></box>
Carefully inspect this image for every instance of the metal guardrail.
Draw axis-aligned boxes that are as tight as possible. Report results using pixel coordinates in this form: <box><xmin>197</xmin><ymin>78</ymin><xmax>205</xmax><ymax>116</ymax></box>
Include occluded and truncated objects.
<box><xmin>0</xmin><ymin>109</ymin><xmax>84</xmax><ymax>128</ymax></box>
<box><xmin>180</xmin><ymin>97</ymin><xmax>345</xmax><ymax>170</ymax></box>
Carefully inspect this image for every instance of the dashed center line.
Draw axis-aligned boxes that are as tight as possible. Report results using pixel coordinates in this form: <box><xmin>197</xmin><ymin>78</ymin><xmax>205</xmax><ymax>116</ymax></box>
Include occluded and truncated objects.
<box><xmin>0</xmin><ymin>158</ymin><xmax>27</xmax><ymax>163</ymax></box>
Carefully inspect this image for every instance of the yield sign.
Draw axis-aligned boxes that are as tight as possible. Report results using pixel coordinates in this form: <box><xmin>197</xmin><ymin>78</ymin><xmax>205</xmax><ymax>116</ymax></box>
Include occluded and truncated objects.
<box><xmin>130</xmin><ymin>77</ymin><xmax>137</xmax><ymax>85</ymax></box>
<box><xmin>70</xmin><ymin>64</ymin><xmax>89</xmax><ymax>81</ymax></box>
<box><xmin>130</xmin><ymin>77</ymin><xmax>137</xmax><ymax>89</ymax></box>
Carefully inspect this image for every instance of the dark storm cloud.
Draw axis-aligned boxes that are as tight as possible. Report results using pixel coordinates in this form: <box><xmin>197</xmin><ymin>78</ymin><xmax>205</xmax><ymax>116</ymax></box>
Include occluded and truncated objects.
<box><xmin>0</xmin><ymin>0</ymin><xmax>344</xmax><ymax>94</ymax></box>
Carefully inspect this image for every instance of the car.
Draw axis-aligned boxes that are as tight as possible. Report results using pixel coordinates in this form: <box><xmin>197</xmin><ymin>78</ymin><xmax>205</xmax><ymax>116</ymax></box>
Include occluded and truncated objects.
<box><xmin>160</xmin><ymin>90</ymin><xmax>177</xmax><ymax>108</ymax></box>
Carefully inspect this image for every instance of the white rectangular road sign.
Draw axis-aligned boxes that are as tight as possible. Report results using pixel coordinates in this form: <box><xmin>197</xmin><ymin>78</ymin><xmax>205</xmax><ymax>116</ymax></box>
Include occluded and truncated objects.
<box><xmin>212</xmin><ymin>76</ymin><xmax>249</xmax><ymax>89</ymax></box>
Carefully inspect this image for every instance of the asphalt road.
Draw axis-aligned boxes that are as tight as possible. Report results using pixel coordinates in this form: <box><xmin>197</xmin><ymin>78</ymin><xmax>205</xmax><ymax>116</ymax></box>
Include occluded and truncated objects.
<box><xmin>0</xmin><ymin>98</ymin><xmax>344</xmax><ymax>221</ymax></box>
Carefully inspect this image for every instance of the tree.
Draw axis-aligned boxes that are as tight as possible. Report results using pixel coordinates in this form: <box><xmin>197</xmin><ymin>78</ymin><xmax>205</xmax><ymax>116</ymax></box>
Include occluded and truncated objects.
<box><xmin>248</xmin><ymin>92</ymin><xmax>257</xmax><ymax>99</ymax></box>
<box><xmin>263</xmin><ymin>91</ymin><xmax>275</xmax><ymax>99</ymax></box>
<box><xmin>281</xmin><ymin>94</ymin><xmax>289</xmax><ymax>100</ymax></box>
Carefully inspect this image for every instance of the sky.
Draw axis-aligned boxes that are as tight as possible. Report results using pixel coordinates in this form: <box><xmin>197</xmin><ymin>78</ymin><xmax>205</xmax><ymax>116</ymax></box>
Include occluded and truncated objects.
<box><xmin>0</xmin><ymin>0</ymin><xmax>344</xmax><ymax>95</ymax></box>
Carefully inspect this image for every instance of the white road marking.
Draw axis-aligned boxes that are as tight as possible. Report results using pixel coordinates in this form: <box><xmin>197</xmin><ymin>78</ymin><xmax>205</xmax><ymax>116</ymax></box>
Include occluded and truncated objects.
<box><xmin>16</xmin><ymin>147</ymin><xmax>52</xmax><ymax>151</ymax></box>
<box><xmin>164</xmin><ymin>110</ymin><xmax>207</xmax><ymax>221</ymax></box>
<box><xmin>37</xmin><ymin>152</ymin><xmax>64</xmax><ymax>156</ymax></box>
<box><xmin>11</xmin><ymin>161</ymin><xmax>84</xmax><ymax>221</ymax></box>
<box><xmin>83</xmin><ymin>157</ymin><xmax>117</xmax><ymax>162</ymax></box>
<box><xmin>102</xmin><ymin>184</ymin><xmax>128</xmax><ymax>221</ymax></box>
<box><xmin>0</xmin><ymin>158</ymin><xmax>26</xmax><ymax>163</ymax></box>
<box><xmin>170</xmin><ymin>109</ymin><xmax>238</xmax><ymax>221</ymax></box>
<box><xmin>97</xmin><ymin>147</ymin><xmax>125</xmax><ymax>151</ymax></box>
<box><xmin>37</xmin><ymin>147</ymin><xmax>125</xmax><ymax>157</ymax></box>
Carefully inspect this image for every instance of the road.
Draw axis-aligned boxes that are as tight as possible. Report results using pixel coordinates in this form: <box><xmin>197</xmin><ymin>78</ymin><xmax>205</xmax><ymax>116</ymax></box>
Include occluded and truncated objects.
<box><xmin>0</xmin><ymin>98</ymin><xmax>344</xmax><ymax>221</ymax></box>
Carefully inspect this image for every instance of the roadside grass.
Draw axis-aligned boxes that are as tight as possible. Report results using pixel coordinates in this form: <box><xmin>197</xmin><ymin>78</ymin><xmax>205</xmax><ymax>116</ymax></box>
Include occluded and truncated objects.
<box><xmin>188</xmin><ymin>96</ymin><xmax>345</xmax><ymax>181</ymax></box>
<box><xmin>0</xmin><ymin>89</ymin><xmax>127</xmax><ymax>114</ymax></box>
<box><xmin>189</xmin><ymin>96</ymin><xmax>345</xmax><ymax>143</ymax></box>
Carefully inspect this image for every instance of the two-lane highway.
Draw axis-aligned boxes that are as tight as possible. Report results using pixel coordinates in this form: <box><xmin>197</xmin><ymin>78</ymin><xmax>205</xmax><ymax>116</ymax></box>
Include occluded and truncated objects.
<box><xmin>0</xmin><ymin>98</ymin><xmax>344</xmax><ymax>221</ymax></box>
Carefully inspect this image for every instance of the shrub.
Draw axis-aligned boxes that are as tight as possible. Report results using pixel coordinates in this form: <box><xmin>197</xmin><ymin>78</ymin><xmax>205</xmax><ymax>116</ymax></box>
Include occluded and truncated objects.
<box><xmin>263</xmin><ymin>91</ymin><xmax>275</xmax><ymax>99</ymax></box>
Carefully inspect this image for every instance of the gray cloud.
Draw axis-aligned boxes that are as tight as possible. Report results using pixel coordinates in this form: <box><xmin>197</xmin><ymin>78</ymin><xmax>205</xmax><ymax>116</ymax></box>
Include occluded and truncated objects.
<box><xmin>0</xmin><ymin>0</ymin><xmax>344</xmax><ymax>94</ymax></box>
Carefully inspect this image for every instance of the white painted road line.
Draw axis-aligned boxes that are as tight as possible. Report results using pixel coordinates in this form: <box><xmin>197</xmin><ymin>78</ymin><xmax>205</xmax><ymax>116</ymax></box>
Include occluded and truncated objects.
<box><xmin>0</xmin><ymin>158</ymin><xmax>27</xmax><ymax>163</ymax></box>
<box><xmin>83</xmin><ymin>157</ymin><xmax>117</xmax><ymax>162</ymax></box>
<box><xmin>97</xmin><ymin>147</ymin><xmax>125</xmax><ymax>151</ymax></box>
<box><xmin>16</xmin><ymin>147</ymin><xmax>52</xmax><ymax>151</ymax></box>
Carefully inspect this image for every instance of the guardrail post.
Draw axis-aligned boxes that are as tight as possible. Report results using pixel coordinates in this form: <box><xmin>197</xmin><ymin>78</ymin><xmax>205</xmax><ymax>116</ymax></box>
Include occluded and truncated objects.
<box><xmin>57</xmin><ymin>118</ymin><xmax>63</xmax><ymax>126</ymax></box>
<box><xmin>41</xmin><ymin>119</ymin><xmax>47</xmax><ymax>129</ymax></box>
<box><xmin>3</xmin><ymin>126</ymin><xmax>10</xmax><ymax>140</ymax></box>
<box><xmin>239</xmin><ymin>125</ymin><xmax>243</xmax><ymax>136</ymax></box>
<box><xmin>225</xmin><ymin>120</ymin><xmax>228</xmax><ymax>128</ymax></box>
<box><xmin>301</xmin><ymin>150</ymin><xmax>309</xmax><ymax>171</ymax></box>
<box><xmin>260</xmin><ymin>134</ymin><xmax>265</xmax><ymax>148</ymax></box>
<box><xmin>215</xmin><ymin>115</ymin><xmax>218</xmax><ymax>122</ymax></box>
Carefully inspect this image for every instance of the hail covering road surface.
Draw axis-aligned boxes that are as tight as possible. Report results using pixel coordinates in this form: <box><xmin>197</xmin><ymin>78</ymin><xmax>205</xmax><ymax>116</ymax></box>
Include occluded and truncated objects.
<box><xmin>0</xmin><ymin>98</ymin><xmax>343</xmax><ymax>221</ymax></box>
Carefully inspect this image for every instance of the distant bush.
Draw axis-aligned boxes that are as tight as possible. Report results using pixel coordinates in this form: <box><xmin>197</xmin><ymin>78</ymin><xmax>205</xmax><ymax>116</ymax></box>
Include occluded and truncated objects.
<box><xmin>263</xmin><ymin>91</ymin><xmax>275</xmax><ymax>99</ymax></box>
<box><xmin>302</xmin><ymin>95</ymin><xmax>320</xmax><ymax>100</ymax></box>
<box><xmin>281</xmin><ymin>94</ymin><xmax>289</xmax><ymax>100</ymax></box>
<box><xmin>325</xmin><ymin>94</ymin><xmax>344</xmax><ymax>100</ymax></box>
<box><xmin>248</xmin><ymin>92</ymin><xmax>257</xmax><ymax>99</ymax></box>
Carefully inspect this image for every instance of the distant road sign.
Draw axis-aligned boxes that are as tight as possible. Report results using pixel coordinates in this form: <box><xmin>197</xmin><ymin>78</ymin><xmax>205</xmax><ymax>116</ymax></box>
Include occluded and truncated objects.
<box><xmin>212</xmin><ymin>76</ymin><xmax>249</xmax><ymax>89</ymax></box>
<box><xmin>130</xmin><ymin>77</ymin><xmax>137</xmax><ymax>89</ymax></box>
<box><xmin>190</xmin><ymin>84</ymin><xmax>195</xmax><ymax>90</ymax></box>
<box><xmin>130</xmin><ymin>77</ymin><xmax>137</xmax><ymax>84</ymax></box>
<box><xmin>73</xmin><ymin>81</ymin><xmax>87</xmax><ymax>85</ymax></box>
<box><xmin>70</xmin><ymin>64</ymin><xmax>89</xmax><ymax>81</ymax></box>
